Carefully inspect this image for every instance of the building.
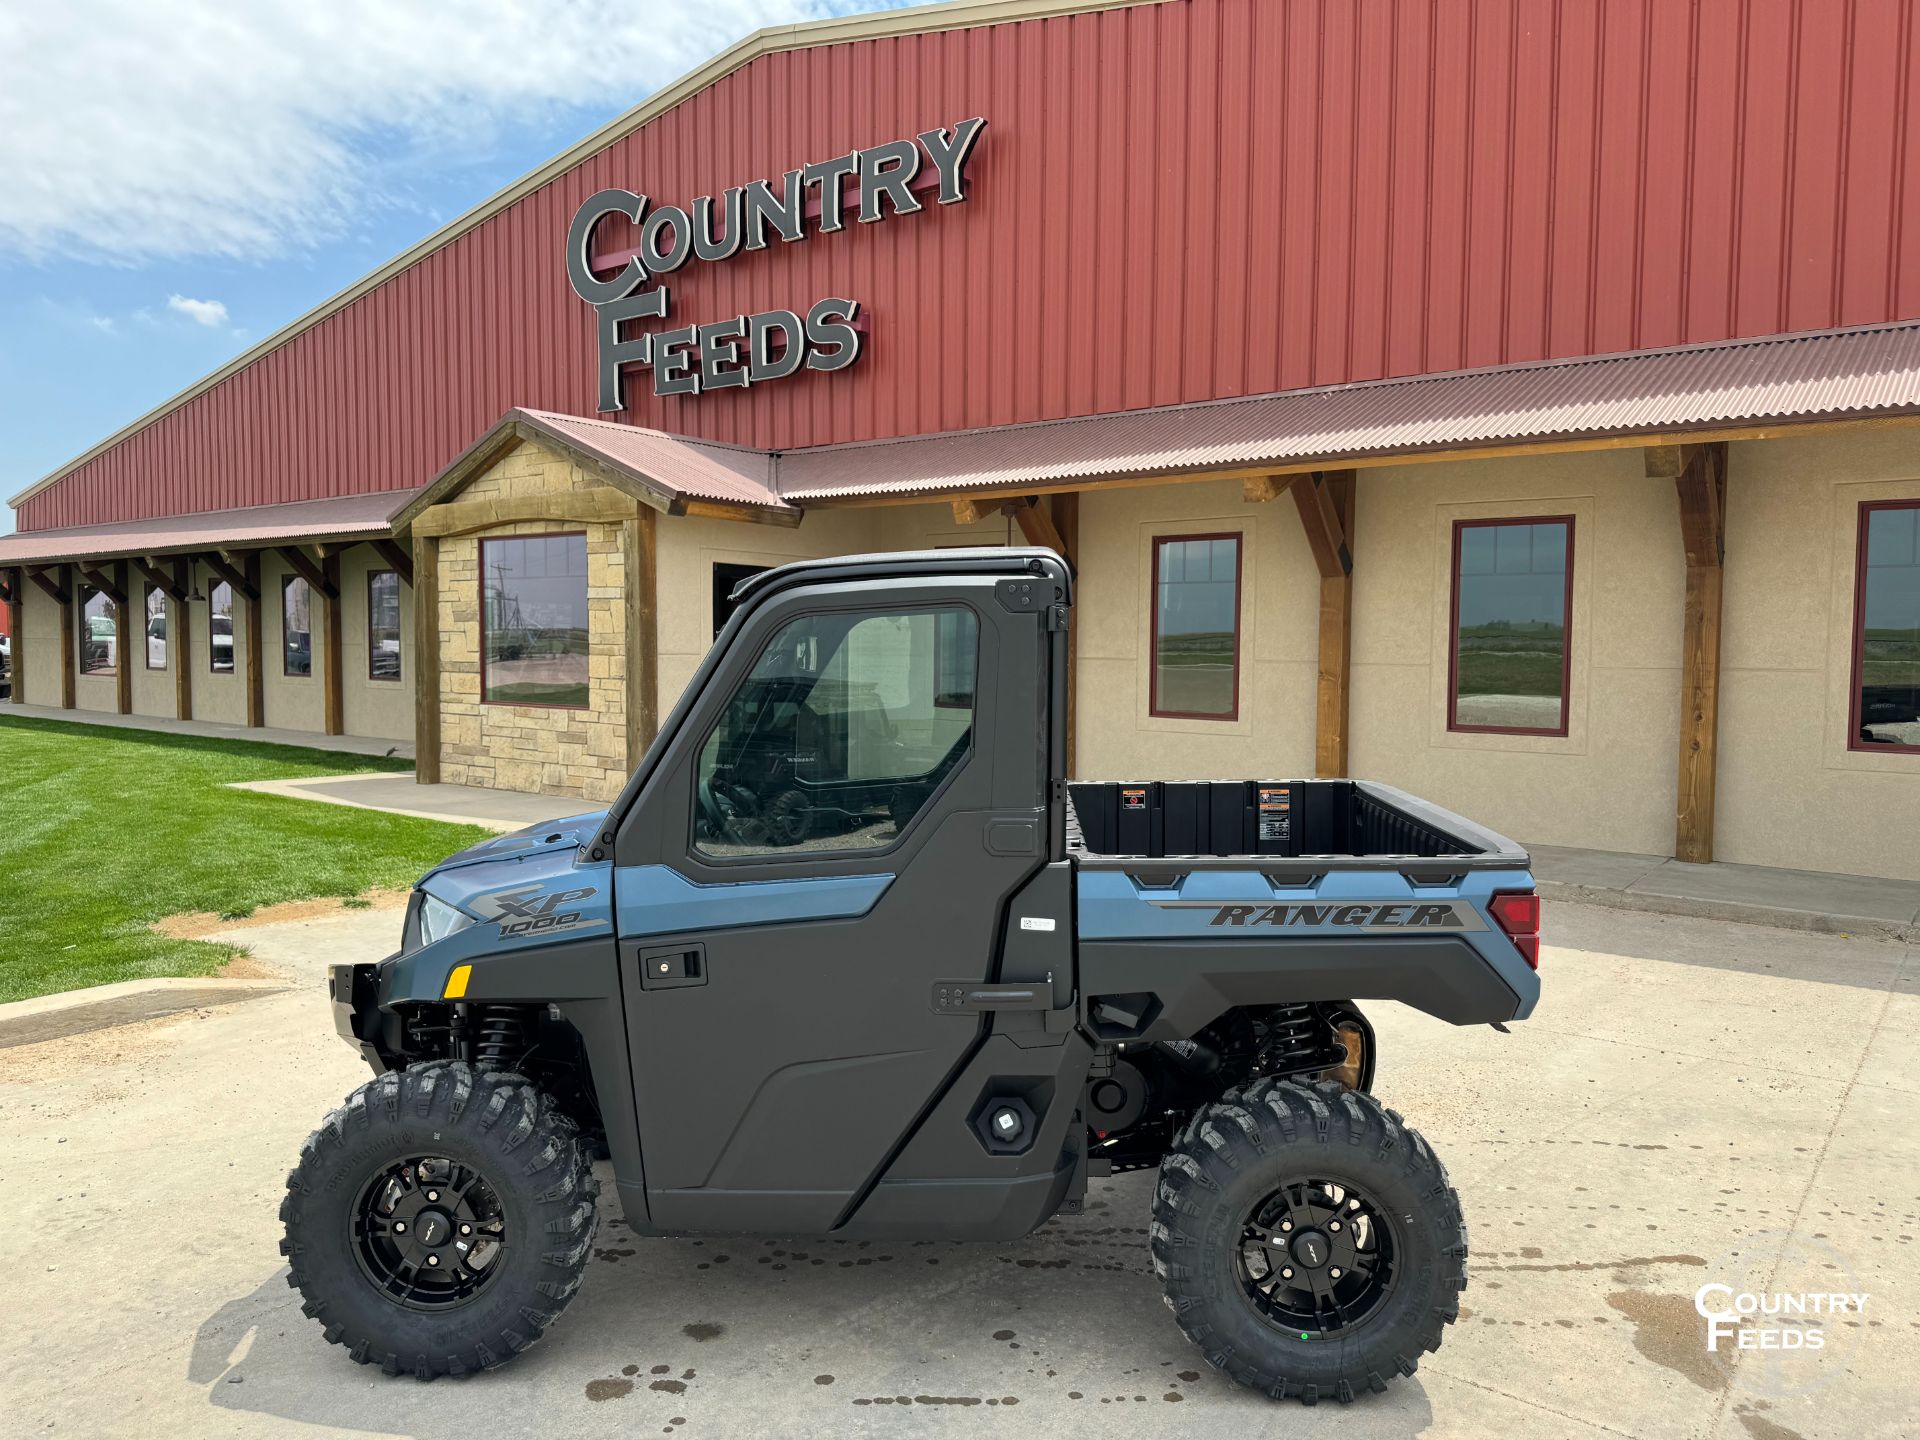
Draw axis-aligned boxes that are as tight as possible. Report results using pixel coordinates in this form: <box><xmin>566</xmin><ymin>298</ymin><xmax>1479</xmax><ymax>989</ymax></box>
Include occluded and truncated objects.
<box><xmin>4</xmin><ymin>0</ymin><xmax>1919</xmax><ymax>882</ymax></box>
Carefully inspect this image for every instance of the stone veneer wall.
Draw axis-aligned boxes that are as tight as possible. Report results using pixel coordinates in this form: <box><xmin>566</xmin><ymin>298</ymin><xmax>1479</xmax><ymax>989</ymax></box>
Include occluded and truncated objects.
<box><xmin>434</xmin><ymin>441</ymin><xmax>634</xmax><ymax>803</ymax></box>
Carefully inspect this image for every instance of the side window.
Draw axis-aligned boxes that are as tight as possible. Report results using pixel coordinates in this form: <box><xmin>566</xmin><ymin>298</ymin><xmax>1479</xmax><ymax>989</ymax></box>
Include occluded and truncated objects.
<box><xmin>694</xmin><ymin>606</ymin><xmax>979</xmax><ymax>858</ymax></box>
<box><xmin>1449</xmin><ymin>517</ymin><xmax>1573</xmax><ymax>735</ymax></box>
<box><xmin>1853</xmin><ymin>500</ymin><xmax>1920</xmax><ymax>751</ymax></box>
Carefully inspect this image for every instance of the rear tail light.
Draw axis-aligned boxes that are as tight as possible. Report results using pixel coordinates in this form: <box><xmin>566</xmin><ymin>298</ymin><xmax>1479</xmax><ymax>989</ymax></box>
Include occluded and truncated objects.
<box><xmin>1487</xmin><ymin>890</ymin><xmax>1540</xmax><ymax>969</ymax></box>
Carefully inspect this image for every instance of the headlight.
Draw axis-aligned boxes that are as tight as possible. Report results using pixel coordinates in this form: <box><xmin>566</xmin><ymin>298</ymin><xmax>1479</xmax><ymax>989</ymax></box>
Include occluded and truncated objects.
<box><xmin>417</xmin><ymin>893</ymin><xmax>475</xmax><ymax>948</ymax></box>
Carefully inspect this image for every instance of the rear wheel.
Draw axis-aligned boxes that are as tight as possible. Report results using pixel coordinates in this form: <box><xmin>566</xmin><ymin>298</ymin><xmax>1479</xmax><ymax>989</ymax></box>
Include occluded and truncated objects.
<box><xmin>1150</xmin><ymin>1079</ymin><xmax>1466</xmax><ymax>1404</ymax></box>
<box><xmin>280</xmin><ymin>1063</ymin><xmax>596</xmax><ymax>1378</ymax></box>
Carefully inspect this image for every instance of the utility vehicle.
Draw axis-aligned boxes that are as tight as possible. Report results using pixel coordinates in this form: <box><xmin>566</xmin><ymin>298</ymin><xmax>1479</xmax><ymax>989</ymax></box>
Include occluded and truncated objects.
<box><xmin>284</xmin><ymin>547</ymin><xmax>1542</xmax><ymax>1402</ymax></box>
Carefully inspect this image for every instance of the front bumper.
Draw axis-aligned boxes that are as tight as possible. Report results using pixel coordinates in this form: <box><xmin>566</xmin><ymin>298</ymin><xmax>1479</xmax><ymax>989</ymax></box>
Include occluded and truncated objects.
<box><xmin>330</xmin><ymin>959</ymin><xmax>389</xmax><ymax>1073</ymax></box>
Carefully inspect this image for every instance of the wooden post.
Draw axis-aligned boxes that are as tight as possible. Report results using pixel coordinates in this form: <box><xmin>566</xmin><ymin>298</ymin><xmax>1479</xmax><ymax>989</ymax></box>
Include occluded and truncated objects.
<box><xmin>1050</xmin><ymin>493</ymin><xmax>1079</xmax><ymax>780</ymax></box>
<box><xmin>1652</xmin><ymin>443</ymin><xmax>1728</xmax><ymax>864</ymax></box>
<box><xmin>242</xmin><ymin>552</ymin><xmax>264</xmax><ymax>727</ymax></box>
<box><xmin>322</xmin><ymin>553</ymin><xmax>344</xmax><ymax>736</ymax></box>
<box><xmin>113</xmin><ymin>560</ymin><xmax>132</xmax><ymax>716</ymax></box>
<box><xmin>4</xmin><ymin>568</ymin><xmax>21</xmax><ymax>706</ymax></box>
<box><xmin>624</xmin><ymin>508</ymin><xmax>659</xmax><ymax>766</ymax></box>
<box><xmin>1282</xmin><ymin>470</ymin><xmax>1356</xmax><ymax>777</ymax></box>
<box><xmin>57</xmin><ymin>564</ymin><xmax>75</xmax><ymax>709</ymax></box>
<box><xmin>413</xmin><ymin>538</ymin><xmax>440</xmax><ymax>783</ymax></box>
<box><xmin>173</xmin><ymin>559</ymin><xmax>193</xmax><ymax>721</ymax></box>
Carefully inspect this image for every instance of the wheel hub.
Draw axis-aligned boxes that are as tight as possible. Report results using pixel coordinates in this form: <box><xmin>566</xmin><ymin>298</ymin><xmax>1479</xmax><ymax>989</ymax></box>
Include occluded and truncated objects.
<box><xmin>1289</xmin><ymin>1229</ymin><xmax>1330</xmax><ymax>1269</ymax></box>
<box><xmin>350</xmin><ymin>1155</ymin><xmax>508</xmax><ymax>1312</ymax></box>
<box><xmin>1236</xmin><ymin>1178</ymin><xmax>1399</xmax><ymax>1337</ymax></box>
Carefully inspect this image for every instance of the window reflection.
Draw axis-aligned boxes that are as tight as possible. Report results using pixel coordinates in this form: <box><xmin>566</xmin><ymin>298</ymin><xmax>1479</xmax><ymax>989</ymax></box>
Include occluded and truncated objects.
<box><xmin>79</xmin><ymin>584</ymin><xmax>115</xmax><ymax>676</ymax></box>
<box><xmin>284</xmin><ymin>576</ymin><xmax>313</xmax><ymax>677</ymax></box>
<box><xmin>695</xmin><ymin>608</ymin><xmax>977</xmax><ymax>856</ymax></box>
<box><xmin>146</xmin><ymin>585</ymin><xmax>167</xmax><ymax>669</ymax></box>
<box><xmin>210</xmin><ymin>581</ymin><xmax>235</xmax><ymax>674</ymax></box>
<box><xmin>1152</xmin><ymin>534</ymin><xmax>1241</xmax><ymax>718</ymax></box>
<box><xmin>482</xmin><ymin>534</ymin><xmax>589</xmax><ymax>707</ymax></box>
<box><xmin>369</xmin><ymin>570</ymin><xmax>402</xmax><ymax>681</ymax></box>
<box><xmin>1451</xmin><ymin>518</ymin><xmax>1572</xmax><ymax>734</ymax></box>
<box><xmin>1854</xmin><ymin>501</ymin><xmax>1920</xmax><ymax>750</ymax></box>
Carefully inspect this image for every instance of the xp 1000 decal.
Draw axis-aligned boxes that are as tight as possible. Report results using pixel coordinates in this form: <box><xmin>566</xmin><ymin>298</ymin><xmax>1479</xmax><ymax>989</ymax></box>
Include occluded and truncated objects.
<box><xmin>469</xmin><ymin>884</ymin><xmax>601</xmax><ymax>940</ymax></box>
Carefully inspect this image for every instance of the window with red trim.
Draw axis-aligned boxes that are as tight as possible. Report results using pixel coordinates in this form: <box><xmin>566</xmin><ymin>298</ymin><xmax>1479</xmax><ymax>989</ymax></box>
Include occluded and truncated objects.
<box><xmin>1449</xmin><ymin>517</ymin><xmax>1573</xmax><ymax>736</ymax></box>
<box><xmin>1150</xmin><ymin>533</ymin><xmax>1242</xmax><ymax>720</ymax></box>
<box><xmin>1852</xmin><ymin>500</ymin><xmax>1920</xmax><ymax>753</ymax></box>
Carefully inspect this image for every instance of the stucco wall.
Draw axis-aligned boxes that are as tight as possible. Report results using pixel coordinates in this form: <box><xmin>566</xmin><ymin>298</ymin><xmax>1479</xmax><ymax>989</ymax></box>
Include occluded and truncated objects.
<box><xmin>655</xmin><ymin>506</ymin><xmax>881</xmax><ymax>714</ymax></box>
<box><xmin>1347</xmin><ymin>450</ymin><xmax>1684</xmax><ymax>856</ymax></box>
<box><xmin>338</xmin><ymin>544</ymin><xmax>414</xmax><ymax>742</ymax></box>
<box><xmin>129</xmin><ymin>582</ymin><xmax>173</xmax><ymax>718</ymax></box>
<box><xmin>261</xmin><ymin>552</ymin><xmax>324</xmax><ymax>732</ymax></box>
<box><xmin>1071</xmin><ymin>478</ymin><xmax>1321</xmax><ymax>781</ymax></box>
<box><xmin>1715</xmin><ymin>429</ymin><xmax>1920</xmax><ymax>880</ymax></box>
<box><xmin>16</xmin><ymin>586</ymin><xmax>58</xmax><ymax>707</ymax></box>
<box><xmin>188</xmin><ymin>558</ymin><xmax>248</xmax><ymax>727</ymax></box>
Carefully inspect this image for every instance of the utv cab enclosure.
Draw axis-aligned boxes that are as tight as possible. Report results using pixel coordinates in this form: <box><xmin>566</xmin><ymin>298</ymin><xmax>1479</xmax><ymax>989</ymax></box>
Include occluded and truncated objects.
<box><xmin>286</xmin><ymin>547</ymin><xmax>1542</xmax><ymax>1402</ymax></box>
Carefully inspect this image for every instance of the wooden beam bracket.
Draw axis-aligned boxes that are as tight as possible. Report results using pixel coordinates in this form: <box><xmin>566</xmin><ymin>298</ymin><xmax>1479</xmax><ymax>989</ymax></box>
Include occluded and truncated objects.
<box><xmin>77</xmin><ymin>567</ymin><xmax>128</xmax><ymax>609</ymax></box>
<box><xmin>277</xmin><ymin>545</ymin><xmax>338</xmax><ymax>599</ymax></box>
<box><xmin>371</xmin><ymin>538</ymin><xmax>415</xmax><ymax>587</ymax></box>
<box><xmin>135</xmin><ymin>557</ymin><xmax>187</xmax><ymax>602</ymax></box>
<box><xmin>27</xmin><ymin>567</ymin><xmax>71</xmax><ymax>605</ymax></box>
<box><xmin>204</xmin><ymin>551</ymin><xmax>259</xmax><ymax>601</ymax></box>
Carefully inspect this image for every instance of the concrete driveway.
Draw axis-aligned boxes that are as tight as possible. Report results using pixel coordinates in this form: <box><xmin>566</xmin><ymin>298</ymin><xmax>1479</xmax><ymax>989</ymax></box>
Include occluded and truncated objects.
<box><xmin>1</xmin><ymin>900</ymin><xmax>1913</xmax><ymax>1440</ymax></box>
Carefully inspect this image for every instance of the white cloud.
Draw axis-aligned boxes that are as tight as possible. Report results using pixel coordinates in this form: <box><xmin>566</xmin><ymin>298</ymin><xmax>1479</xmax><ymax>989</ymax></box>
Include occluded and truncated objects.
<box><xmin>0</xmin><ymin>0</ymin><xmax>905</xmax><ymax>262</ymax></box>
<box><xmin>166</xmin><ymin>294</ymin><xmax>229</xmax><ymax>328</ymax></box>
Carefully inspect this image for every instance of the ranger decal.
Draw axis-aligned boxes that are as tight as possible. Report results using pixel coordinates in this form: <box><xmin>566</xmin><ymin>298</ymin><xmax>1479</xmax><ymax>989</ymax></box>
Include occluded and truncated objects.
<box><xmin>1147</xmin><ymin>899</ymin><xmax>1487</xmax><ymax>931</ymax></box>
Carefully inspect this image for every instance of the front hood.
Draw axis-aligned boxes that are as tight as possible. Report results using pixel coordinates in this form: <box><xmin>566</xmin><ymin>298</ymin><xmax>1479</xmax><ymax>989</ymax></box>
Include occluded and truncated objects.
<box><xmin>425</xmin><ymin>811</ymin><xmax>608</xmax><ymax>878</ymax></box>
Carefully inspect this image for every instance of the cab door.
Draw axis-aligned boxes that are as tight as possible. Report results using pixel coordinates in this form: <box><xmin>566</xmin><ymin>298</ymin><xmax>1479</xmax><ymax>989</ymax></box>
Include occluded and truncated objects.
<box><xmin>611</xmin><ymin>571</ymin><xmax>1054</xmax><ymax>1233</ymax></box>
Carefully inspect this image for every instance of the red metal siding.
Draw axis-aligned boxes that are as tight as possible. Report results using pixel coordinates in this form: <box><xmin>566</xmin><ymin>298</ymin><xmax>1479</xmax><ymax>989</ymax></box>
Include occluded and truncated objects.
<box><xmin>23</xmin><ymin>0</ymin><xmax>1920</xmax><ymax>531</ymax></box>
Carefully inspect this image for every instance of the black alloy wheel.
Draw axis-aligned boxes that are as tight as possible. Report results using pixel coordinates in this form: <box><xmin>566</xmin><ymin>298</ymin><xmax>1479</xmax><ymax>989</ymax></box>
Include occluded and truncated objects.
<box><xmin>1236</xmin><ymin>1178</ymin><xmax>1399</xmax><ymax>1338</ymax></box>
<box><xmin>1151</xmin><ymin>1079</ymin><xmax>1466</xmax><ymax>1404</ymax></box>
<box><xmin>282</xmin><ymin>1063</ymin><xmax>596</xmax><ymax>1379</ymax></box>
<box><xmin>351</xmin><ymin>1155</ymin><xmax>509</xmax><ymax>1312</ymax></box>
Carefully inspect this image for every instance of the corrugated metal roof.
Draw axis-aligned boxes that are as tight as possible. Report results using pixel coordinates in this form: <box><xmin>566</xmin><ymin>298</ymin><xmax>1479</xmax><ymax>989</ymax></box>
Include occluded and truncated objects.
<box><xmin>773</xmin><ymin>322</ymin><xmax>1920</xmax><ymax>499</ymax></box>
<box><xmin>0</xmin><ymin>492</ymin><xmax>396</xmax><ymax>568</ymax></box>
<box><xmin>513</xmin><ymin>410</ymin><xmax>783</xmax><ymax>509</ymax></box>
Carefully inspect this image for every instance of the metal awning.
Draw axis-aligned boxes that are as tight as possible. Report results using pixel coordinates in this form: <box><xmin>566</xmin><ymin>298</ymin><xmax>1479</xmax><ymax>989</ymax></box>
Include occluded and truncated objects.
<box><xmin>0</xmin><ymin>492</ymin><xmax>397</xmax><ymax>568</ymax></box>
<box><xmin>773</xmin><ymin>321</ymin><xmax>1920</xmax><ymax>500</ymax></box>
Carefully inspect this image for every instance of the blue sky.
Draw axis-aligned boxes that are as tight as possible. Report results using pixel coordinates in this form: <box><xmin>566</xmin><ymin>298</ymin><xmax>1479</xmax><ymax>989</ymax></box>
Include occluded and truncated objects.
<box><xmin>0</xmin><ymin>0</ymin><xmax>909</xmax><ymax>536</ymax></box>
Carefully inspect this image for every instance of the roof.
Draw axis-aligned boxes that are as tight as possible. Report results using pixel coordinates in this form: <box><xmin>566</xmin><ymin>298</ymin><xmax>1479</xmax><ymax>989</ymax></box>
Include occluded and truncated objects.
<box><xmin>388</xmin><ymin>408</ymin><xmax>791</xmax><ymax>532</ymax></box>
<box><xmin>6</xmin><ymin>323</ymin><xmax>1915</xmax><ymax>569</ymax></box>
<box><xmin>8</xmin><ymin>0</ymin><xmax>1168</xmax><ymax>513</ymax></box>
<box><xmin>773</xmin><ymin>320</ymin><xmax>1920</xmax><ymax>500</ymax></box>
<box><xmin>0</xmin><ymin>492</ymin><xmax>398</xmax><ymax>569</ymax></box>
<box><xmin>513</xmin><ymin>411</ymin><xmax>781</xmax><ymax>510</ymax></box>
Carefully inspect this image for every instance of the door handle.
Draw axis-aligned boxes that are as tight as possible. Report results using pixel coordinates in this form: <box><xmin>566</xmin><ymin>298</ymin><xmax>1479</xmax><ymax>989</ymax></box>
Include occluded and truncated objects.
<box><xmin>632</xmin><ymin>942</ymin><xmax>707</xmax><ymax>991</ymax></box>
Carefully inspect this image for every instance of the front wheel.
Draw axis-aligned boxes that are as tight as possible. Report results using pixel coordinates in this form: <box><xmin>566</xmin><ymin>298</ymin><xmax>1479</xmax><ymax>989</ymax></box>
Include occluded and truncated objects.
<box><xmin>280</xmin><ymin>1063</ymin><xmax>597</xmax><ymax>1378</ymax></box>
<box><xmin>1150</xmin><ymin>1079</ymin><xmax>1466</xmax><ymax>1404</ymax></box>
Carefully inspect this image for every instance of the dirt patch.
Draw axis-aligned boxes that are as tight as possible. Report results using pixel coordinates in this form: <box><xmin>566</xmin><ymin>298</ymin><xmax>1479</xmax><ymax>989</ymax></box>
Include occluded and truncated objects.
<box><xmin>153</xmin><ymin>888</ymin><xmax>410</xmax><ymax>940</ymax></box>
<box><xmin>215</xmin><ymin>951</ymin><xmax>279</xmax><ymax>980</ymax></box>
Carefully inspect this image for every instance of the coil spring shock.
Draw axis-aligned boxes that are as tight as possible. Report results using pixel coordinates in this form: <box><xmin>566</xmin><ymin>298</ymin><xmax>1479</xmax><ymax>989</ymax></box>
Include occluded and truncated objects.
<box><xmin>472</xmin><ymin>1006</ymin><xmax>526</xmax><ymax>1072</ymax></box>
<box><xmin>1257</xmin><ymin>1003</ymin><xmax>1346</xmax><ymax>1077</ymax></box>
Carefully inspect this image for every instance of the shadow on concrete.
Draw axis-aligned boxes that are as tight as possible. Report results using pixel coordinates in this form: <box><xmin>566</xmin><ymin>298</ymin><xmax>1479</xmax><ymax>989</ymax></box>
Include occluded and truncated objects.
<box><xmin>191</xmin><ymin>1176</ymin><xmax>1440</xmax><ymax>1438</ymax></box>
<box><xmin>1547</xmin><ymin>897</ymin><xmax>1914</xmax><ymax>996</ymax></box>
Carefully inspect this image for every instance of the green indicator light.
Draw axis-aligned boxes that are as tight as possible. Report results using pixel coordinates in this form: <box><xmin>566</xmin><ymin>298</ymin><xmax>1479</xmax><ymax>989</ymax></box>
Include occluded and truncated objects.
<box><xmin>1300</xmin><ymin>1332</ymin><xmax>1310</xmax><ymax>1340</ymax></box>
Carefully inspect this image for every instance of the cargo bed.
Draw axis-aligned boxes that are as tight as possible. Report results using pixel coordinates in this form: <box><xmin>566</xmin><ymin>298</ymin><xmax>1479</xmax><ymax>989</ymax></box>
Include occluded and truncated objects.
<box><xmin>1066</xmin><ymin>778</ymin><xmax>1529</xmax><ymax>871</ymax></box>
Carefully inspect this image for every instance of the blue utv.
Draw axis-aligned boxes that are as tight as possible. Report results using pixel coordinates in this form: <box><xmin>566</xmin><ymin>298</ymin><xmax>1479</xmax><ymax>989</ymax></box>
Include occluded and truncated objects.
<box><xmin>284</xmin><ymin>547</ymin><xmax>1542</xmax><ymax>1402</ymax></box>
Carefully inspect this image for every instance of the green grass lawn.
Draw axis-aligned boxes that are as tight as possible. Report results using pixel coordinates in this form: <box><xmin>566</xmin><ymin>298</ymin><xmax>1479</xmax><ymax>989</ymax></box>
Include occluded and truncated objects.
<box><xmin>0</xmin><ymin>717</ymin><xmax>493</xmax><ymax>1003</ymax></box>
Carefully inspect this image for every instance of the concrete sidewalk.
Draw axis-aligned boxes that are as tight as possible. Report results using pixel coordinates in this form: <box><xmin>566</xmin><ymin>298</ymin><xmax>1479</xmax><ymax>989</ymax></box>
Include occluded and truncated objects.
<box><xmin>228</xmin><ymin>771</ymin><xmax>590</xmax><ymax>833</ymax></box>
<box><xmin>1532</xmin><ymin>844</ymin><xmax>1920</xmax><ymax>943</ymax></box>
<box><xmin>3</xmin><ymin>700</ymin><xmax>413</xmax><ymax>760</ymax></box>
